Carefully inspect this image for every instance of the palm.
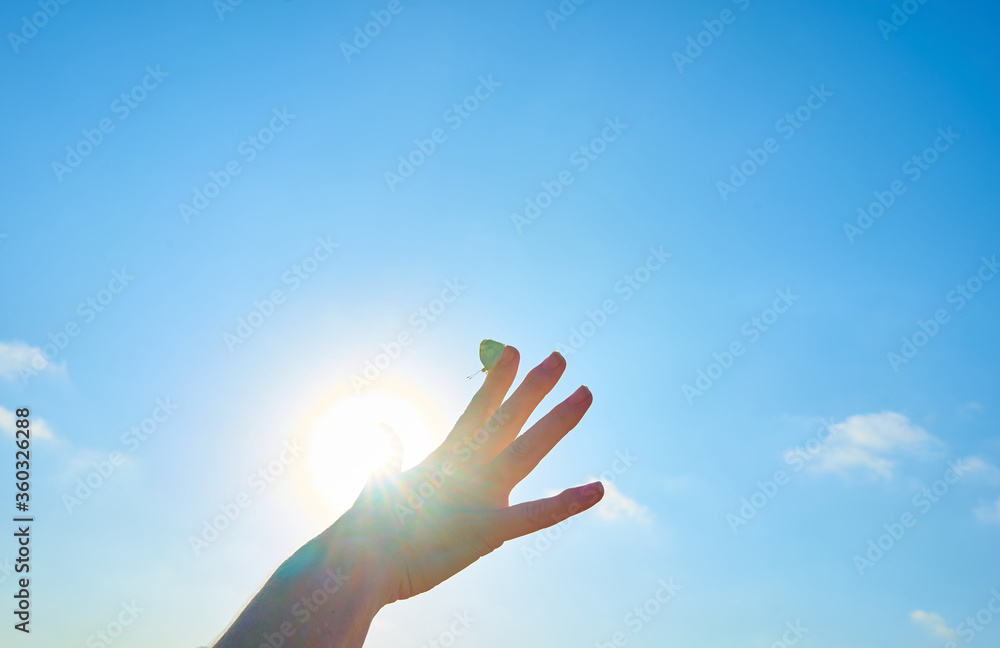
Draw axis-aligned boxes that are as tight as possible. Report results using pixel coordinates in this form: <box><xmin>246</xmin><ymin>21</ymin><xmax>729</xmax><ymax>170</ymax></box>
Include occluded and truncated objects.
<box><xmin>346</xmin><ymin>345</ymin><xmax>604</xmax><ymax>603</ymax></box>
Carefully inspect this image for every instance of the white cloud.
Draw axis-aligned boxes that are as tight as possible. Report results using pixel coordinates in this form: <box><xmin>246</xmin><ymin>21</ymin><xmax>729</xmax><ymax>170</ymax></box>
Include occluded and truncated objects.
<box><xmin>800</xmin><ymin>412</ymin><xmax>941</xmax><ymax>479</ymax></box>
<box><xmin>910</xmin><ymin>610</ymin><xmax>957</xmax><ymax>640</ymax></box>
<box><xmin>589</xmin><ymin>478</ymin><xmax>651</xmax><ymax>523</ymax></box>
<box><xmin>974</xmin><ymin>497</ymin><xmax>1000</xmax><ymax>523</ymax></box>
<box><xmin>664</xmin><ymin>476</ymin><xmax>691</xmax><ymax>493</ymax></box>
<box><xmin>0</xmin><ymin>406</ymin><xmax>55</xmax><ymax>440</ymax></box>
<box><xmin>0</xmin><ymin>340</ymin><xmax>63</xmax><ymax>380</ymax></box>
<box><xmin>960</xmin><ymin>456</ymin><xmax>1000</xmax><ymax>482</ymax></box>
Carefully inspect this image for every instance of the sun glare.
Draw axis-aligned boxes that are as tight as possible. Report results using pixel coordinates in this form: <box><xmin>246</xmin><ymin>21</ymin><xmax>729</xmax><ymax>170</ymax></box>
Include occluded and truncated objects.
<box><xmin>307</xmin><ymin>389</ymin><xmax>436</xmax><ymax>512</ymax></box>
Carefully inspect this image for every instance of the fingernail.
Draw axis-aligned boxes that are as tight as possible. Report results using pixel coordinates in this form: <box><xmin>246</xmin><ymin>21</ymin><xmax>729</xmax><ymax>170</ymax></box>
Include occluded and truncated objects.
<box><xmin>542</xmin><ymin>351</ymin><xmax>563</xmax><ymax>371</ymax></box>
<box><xmin>499</xmin><ymin>345</ymin><xmax>515</xmax><ymax>366</ymax></box>
<box><xmin>582</xmin><ymin>481</ymin><xmax>604</xmax><ymax>500</ymax></box>
<box><xmin>569</xmin><ymin>385</ymin><xmax>591</xmax><ymax>405</ymax></box>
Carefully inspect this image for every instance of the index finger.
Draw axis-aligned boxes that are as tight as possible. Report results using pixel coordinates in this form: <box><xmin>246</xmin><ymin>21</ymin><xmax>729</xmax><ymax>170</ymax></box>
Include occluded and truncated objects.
<box><xmin>442</xmin><ymin>345</ymin><xmax>519</xmax><ymax>448</ymax></box>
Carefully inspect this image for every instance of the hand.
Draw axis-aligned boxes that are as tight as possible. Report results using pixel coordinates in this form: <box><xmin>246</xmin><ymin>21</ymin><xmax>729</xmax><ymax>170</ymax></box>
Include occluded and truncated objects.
<box><xmin>341</xmin><ymin>345</ymin><xmax>605</xmax><ymax>605</ymax></box>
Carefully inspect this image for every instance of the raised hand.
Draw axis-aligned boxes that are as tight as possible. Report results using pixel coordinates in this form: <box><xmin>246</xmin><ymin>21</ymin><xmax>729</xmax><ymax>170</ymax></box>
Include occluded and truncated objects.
<box><xmin>344</xmin><ymin>344</ymin><xmax>605</xmax><ymax>605</ymax></box>
<box><xmin>212</xmin><ymin>344</ymin><xmax>604</xmax><ymax>648</ymax></box>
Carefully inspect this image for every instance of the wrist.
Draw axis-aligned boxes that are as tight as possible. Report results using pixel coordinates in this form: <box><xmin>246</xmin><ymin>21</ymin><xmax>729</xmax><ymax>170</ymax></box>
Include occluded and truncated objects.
<box><xmin>308</xmin><ymin>507</ymin><xmax>395</xmax><ymax>611</ymax></box>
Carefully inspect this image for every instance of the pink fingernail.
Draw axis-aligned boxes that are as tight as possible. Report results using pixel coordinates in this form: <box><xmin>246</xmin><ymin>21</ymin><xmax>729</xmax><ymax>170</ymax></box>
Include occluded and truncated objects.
<box><xmin>569</xmin><ymin>385</ymin><xmax>591</xmax><ymax>405</ymax></box>
<box><xmin>542</xmin><ymin>351</ymin><xmax>563</xmax><ymax>371</ymax></box>
<box><xmin>499</xmin><ymin>346</ymin><xmax>516</xmax><ymax>366</ymax></box>
<box><xmin>582</xmin><ymin>481</ymin><xmax>604</xmax><ymax>500</ymax></box>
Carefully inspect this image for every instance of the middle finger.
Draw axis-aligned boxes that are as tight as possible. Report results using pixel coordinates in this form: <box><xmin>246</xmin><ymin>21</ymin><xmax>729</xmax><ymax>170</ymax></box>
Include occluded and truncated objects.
<box><xmin>464</xmin><ymin>350</ymin><xmax>566</xmax><ymax>464</ymax></box>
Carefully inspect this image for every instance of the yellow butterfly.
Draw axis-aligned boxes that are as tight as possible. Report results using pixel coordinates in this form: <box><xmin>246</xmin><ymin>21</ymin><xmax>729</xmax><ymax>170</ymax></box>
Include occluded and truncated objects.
<box><xmin>467</xmin><ymin>339</ymin><xmax>505</xmax><ymax>379</ymax></box>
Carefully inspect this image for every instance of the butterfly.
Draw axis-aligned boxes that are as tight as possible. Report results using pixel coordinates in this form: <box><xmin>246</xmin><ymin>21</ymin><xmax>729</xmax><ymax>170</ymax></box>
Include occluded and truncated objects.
<box><xmin>467</xmin><ymin>339</ymin><xmax>505</xmax><ymax>378</ymax></box>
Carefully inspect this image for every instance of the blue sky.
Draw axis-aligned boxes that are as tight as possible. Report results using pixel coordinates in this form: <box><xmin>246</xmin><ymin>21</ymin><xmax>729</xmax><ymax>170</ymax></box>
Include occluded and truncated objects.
<box><xmin>1</xmin><ymin>0</ymin><xmax>999</xmax><ymax>646</ymax></box>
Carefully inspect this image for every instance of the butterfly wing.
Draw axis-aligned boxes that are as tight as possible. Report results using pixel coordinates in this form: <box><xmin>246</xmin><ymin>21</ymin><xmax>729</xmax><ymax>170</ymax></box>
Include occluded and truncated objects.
<box><xmin>479</xmin><ymin>339</ymin><xmax>505</xmax><ymax>372</ymax></box>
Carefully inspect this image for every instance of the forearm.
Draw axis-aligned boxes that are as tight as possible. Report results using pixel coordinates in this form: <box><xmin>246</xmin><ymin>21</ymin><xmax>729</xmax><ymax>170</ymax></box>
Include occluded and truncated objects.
<box><xmin>212</xmin><ymin>515</ymin><xmax>386</xmax><ymax>648</ymax></box>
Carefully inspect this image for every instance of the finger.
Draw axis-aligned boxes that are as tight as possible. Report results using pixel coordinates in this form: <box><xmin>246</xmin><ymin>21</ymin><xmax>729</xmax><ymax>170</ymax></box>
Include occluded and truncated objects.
<box><xmin>378</xmin><ymin>422</ymin><xmax>404</xmax><ymax>476</ymax></box>
<box><xmin>443</xmin><ymin>345</ymin><xmax>519</xmax><ymax>448</ymax></box>
<box><xmin>467</xmin><ymin>351</ymin><xmax>566</xmax><ymax>463</ymax></box>
<box><xmin>355</xmin><ymin>424</ymin><xmax>406</xmax><ymax>510</ymax></box>
<box><xmin>486</xmin><ymin>481</ymin><xmax>604</xmax><ymax>543</ymax></box>
<box><xmin>490</xmin><ymin>385</ymin><xmax>592</xmax><ymax>490</ymax></box>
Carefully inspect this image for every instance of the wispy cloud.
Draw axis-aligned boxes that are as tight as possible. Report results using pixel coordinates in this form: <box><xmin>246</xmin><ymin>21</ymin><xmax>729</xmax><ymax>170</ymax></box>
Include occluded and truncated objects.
<box><xmin>960</xmin><ymin>401</ymin><xmax>983</xmax><ymax>414</ymax></box>
<box><xmin>799</xmin><ymin>412</ymin><xmax>941</xmax><ymax>479</ymax></box>
<box><xmin>960</xmin><ymin>456</ymin><xmax>1000</xmax><ymax>482</ymax></box>
<box><xmin>589</xmin><ymin>478</ymin><xmax>651</xmax><ymax>523</ymax></box>
<box><xmin>910</xmin><ymin>610</ymin><xmax>957</xmax><ymax>640</ymax></box>
<box><xmin>0</xmin><ymin>340</ymin><xmax>64</xmax><ymax>380</ymax></box>
<box><xmin>664</xmin><ymin>476</ymin><xmax>691</xmax><ymax>493</ymax></box>
<box><xmin>0</xmin><ymin>406</ymin><xmax>55</xmax><ymax>440</ymax></box>
<box><xmin>974</xmin><ymin>497</ymin><xmax>1000</xmax><ymax>523</ymax></box>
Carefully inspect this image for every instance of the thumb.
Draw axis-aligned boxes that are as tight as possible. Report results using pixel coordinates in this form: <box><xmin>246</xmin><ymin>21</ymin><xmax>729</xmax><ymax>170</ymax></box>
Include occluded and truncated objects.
<box><xmin>355</xmin><ymin>423</ymin><xmax>405</xmax><ymax>507</ymax></box>
<box><xmin>377</xmin><ymin>422</ymin><xmax>404</xmax><ymax>476</ymax></box>
<box><xmin>488</xmin><ymin>481</ymin><xmax>604</xmax><ymax>543</ymax></box>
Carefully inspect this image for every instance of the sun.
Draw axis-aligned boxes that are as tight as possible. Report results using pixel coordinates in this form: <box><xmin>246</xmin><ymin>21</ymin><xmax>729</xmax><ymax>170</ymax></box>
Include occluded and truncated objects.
<box><xmin>307</xmin><ymin>389</ymin><xmax>436</xmax><ymax>512</ymax></box>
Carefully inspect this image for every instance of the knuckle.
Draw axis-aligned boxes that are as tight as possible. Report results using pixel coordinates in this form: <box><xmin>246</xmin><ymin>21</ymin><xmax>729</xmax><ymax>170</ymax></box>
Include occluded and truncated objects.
<box><xmin>485</xmin><ymin>407</ymin><xmax>510</xmax><ymax>432</ymax></box>
<box><xmin>508</xmin><ymin>435</ymin><xmax>532</xmax><ymax>459</ymax></box>
<box><xmin>524</xmin><ymin>366</ymin><xmax>552</xmax><ymax>390</ymax></box>
<box><xmin>553</xmin><ymin>402</ymin><xmax>574</xmax><ymax>423</ymax></box>
<box><xmin>523</xmin><ymin>500</ymin><xmax>546</xmax><ymax>525</ymax></box>
<box><xmin>504</xmin><ymin>347</ymin><xmax>520</xmax><ymax>365</ymax></box>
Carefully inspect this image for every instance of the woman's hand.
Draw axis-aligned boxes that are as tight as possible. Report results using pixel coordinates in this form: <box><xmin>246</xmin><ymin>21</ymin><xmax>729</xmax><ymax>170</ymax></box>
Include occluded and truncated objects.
<box><xmin>343</xmin><ymin>344</ymin><xmax>605</xmax><ymax>605</ymax></box>
<box><xmin>212</xmin><ymin>344</ymin><xmax>603</xmax><ymax>648</ymax></box>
